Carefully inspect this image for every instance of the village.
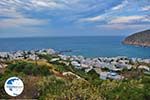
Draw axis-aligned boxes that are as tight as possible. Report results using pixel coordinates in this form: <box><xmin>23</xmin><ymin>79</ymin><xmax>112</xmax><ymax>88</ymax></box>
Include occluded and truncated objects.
<box><xmin>0</xmin><ymin>48</ymin><xmax>150</xmax><ymax>80</ymax></box>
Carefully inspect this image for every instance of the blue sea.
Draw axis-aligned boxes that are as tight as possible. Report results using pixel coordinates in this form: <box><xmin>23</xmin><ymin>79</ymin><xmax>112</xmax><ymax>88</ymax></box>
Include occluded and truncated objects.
<box><xmin>0</xmin><ymin>36</ymin><xmax>150</xmax><ymax>58</ymax></box>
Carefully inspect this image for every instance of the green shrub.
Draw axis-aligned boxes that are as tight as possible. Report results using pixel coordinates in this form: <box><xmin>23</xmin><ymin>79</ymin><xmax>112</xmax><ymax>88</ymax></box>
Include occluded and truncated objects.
<box><xmin>7</xmin><ymin>61</ymin><xmax>51</xmax><ymax>76</ymax></box>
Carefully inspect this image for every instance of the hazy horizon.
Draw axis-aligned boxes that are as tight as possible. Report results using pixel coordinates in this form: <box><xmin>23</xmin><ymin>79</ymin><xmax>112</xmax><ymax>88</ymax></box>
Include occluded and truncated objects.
<box><xmin>0</xmin><ymin>35</ymin><xmax>127</xmax><ymax>39</ymax></box>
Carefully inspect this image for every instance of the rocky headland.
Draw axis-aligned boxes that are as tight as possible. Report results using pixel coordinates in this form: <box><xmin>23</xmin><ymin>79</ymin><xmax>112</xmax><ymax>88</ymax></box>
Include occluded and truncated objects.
<box><xmin>123</xmin><ymin>30</ymin><xmax>150</xmax><ymax>47</ymax></box>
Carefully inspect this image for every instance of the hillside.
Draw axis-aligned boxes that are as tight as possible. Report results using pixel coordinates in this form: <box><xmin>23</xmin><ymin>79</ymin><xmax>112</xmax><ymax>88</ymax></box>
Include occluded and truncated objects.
<box><xmin>1</xmin><ymin>59</ymin><xmax>150</xmax><ymax>99</ymax></box>
<box><xmin>0</xmin><ymin>49</ymin><xmax>150</xmax><ymax>99</ymax></box>
<box><xmin>123</xmin><ymin>30</ymin><xmax>150</xmax><ymax>47</ymax></box>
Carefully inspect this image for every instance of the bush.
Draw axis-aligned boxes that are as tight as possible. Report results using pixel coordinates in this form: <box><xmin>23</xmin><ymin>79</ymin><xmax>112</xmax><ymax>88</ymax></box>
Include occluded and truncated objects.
<box><xmin>142</xmin><ymin>76</ymin><xmax>150</xmax><ymax>100</ymax></box>
<box><xmin>38</xmin><ymin>76</ymin><xmax>103</xmax><ymax>100</ymax></box>
<box><xmin>7</xmin><ymin>61</ymin><xmax>51</xmax><ymax>76</ymax></box>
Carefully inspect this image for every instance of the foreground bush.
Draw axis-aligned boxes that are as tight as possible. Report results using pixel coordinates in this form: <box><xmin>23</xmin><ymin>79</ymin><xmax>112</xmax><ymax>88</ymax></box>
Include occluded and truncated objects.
<box><xmin>38</xmin><ymin>76</ymin><xmax>103</xmax><ymax>100</ymax></box>
<box><xmin>7</xmin><ymin>61</ymin><xmax>51</xmax><ymax>76</ymax></box>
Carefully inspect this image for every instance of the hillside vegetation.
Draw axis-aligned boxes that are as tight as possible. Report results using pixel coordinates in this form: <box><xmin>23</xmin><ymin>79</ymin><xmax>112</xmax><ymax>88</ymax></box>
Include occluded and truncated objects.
<box><xmin>123</xmin><ymin>30</ymin><xmax>150</xmax><ymax>47</ymax></box>
<box><xmin>0</xmin><ymin>58</ymin><xmax>150</xmax><ymax>100</ymax></box>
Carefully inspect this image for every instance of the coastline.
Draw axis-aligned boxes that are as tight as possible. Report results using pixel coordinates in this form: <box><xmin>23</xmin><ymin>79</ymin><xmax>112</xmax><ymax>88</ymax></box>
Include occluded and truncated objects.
<box><xmin>123</xmin><ymin>30</ymin><xmax>150</xmax><ymax>47</ymax></box>
<box><xmin>0</xmin><ymin>48</ymin><xmax>150</xmax><ymax>80</ymax></box>
<box><xmin>0</xmin><ymin>36</ymin><xmax>150</xmax><ymax>59</ymax></box>
<box><xmin>122</xmin><ymin>41</ymin><xmax>150</xmax><ymax>47</ymax></box>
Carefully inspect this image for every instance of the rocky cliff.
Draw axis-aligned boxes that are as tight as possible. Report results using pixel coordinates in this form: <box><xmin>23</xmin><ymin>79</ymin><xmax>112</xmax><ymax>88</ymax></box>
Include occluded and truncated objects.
<box><xmin>123</xmin><ymin>30</ymin><xmax>150</xmax><ymax>47</ymax></box>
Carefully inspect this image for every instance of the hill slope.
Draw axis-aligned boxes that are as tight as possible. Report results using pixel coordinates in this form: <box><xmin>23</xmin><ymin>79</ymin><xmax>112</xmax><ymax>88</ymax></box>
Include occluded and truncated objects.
<box><xmin>123</xmin><ymin>30</ymin><xmax>150</xmax><ymax>47</ymax></box>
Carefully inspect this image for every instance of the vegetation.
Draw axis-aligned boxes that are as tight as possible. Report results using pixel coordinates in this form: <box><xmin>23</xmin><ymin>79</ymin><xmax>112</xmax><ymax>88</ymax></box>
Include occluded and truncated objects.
<box><xmin>123</xmin><ymin>29</ymin><xmax>150</xmax><ymax>47</ymax></box>
<box><xmin>7</xmin><ymin>61</ymin><xmax>51</xmax><ymax>76</ymax></box>
<box><xmin>37</xmin><ymin>54</ymin><xmax>58</xmax><ymax>61</ymax></box>
<box><xmin>38</xmin><ymin>76</ymin><xmax>103</xmax><ymax>100</ymax></box>
<box><xmin>0</xmin><ymin>60</ymin><xmax>150</xmax><ymax>100</ymax></box>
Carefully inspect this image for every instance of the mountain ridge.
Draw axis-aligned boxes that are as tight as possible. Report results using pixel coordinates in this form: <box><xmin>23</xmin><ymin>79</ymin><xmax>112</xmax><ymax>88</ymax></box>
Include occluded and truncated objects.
<box><xmin>123</xmin><ymin>30</ymin><xmax>150</xmax><ymax>47</ymax></box>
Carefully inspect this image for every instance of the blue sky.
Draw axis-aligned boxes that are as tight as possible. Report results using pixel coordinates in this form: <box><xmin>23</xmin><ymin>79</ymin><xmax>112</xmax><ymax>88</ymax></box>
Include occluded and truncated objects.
<box><xmin>0</xmin><ymin>0</ymin><xmax>150</xmax><ymax>37</ymax></box>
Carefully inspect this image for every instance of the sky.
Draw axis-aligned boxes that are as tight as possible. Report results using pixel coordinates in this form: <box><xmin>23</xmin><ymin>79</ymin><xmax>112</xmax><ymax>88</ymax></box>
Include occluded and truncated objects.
<box><xmin>0</xmin><ymin>0</ymin><xmax>150</xmax><ymax>37</ymax></box>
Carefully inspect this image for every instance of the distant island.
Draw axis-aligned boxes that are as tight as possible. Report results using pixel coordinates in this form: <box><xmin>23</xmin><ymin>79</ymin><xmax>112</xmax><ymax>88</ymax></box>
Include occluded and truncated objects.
<box><xmin>123</xmin><ymin>30</ymin><xmax>150</xmax><ymax>47</ymax></box>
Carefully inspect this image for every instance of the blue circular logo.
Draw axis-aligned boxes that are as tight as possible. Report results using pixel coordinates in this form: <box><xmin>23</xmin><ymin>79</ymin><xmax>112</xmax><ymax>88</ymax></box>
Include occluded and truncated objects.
<box><xmin>4</xmin><ymin>77</ymin><xmax>24</xmax><ymax>97</ymax></box>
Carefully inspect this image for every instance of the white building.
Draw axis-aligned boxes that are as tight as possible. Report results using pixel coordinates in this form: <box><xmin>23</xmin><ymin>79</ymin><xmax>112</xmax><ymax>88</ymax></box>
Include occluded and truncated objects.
<box><xmin>138</xmin><ymin>65</ymin><xmax>150</xmax><ymax>71</ymax></box>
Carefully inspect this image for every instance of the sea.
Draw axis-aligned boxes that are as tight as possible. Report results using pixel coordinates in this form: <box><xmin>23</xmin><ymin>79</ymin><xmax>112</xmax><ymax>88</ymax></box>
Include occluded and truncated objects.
<box><xmin>0</xmin><ymin>36</ymin><xmax>150</xmax><ymax>59</ymax></box>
